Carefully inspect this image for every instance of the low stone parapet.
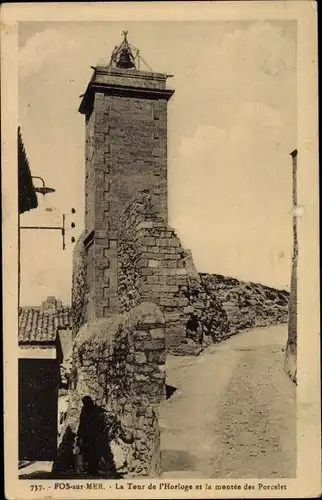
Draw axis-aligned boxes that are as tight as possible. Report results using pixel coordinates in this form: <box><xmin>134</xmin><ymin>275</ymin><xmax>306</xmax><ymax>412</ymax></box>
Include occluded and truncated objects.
<box><xmin>53</xmin><ymin>303</ymin><xmax>166</xmax><ymax>477</ymax></box>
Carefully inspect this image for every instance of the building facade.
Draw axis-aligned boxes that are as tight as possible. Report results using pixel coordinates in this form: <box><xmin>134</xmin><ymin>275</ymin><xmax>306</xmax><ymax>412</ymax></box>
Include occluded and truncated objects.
<box><xmin>18</xmin><ymin>297</ymin><xmax>72</xmax><ymax>461</ymax></box>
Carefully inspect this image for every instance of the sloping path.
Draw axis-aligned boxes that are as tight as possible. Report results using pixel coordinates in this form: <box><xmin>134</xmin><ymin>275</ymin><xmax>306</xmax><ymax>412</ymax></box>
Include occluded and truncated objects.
<box><xmin>159</xmin><ymin>324</ymin><xmax>296</xmax><ymax>478</ymax></box>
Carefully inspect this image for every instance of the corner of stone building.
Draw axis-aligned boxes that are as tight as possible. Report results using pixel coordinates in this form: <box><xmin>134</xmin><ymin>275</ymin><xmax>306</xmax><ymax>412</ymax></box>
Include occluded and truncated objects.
<box><xmin>284</xmin><ymin>341</ymin><xmax>297</xmax><ymax>384</ymax></box>
<box><xmin>182</xmin><ymin>248</ymin><xmax>201</xmax><ymax>282</ymax></box>
<box><xmin>71</xmin><ymin>230</ymin><xmax>87</xmax><ymax>338</ymax></box>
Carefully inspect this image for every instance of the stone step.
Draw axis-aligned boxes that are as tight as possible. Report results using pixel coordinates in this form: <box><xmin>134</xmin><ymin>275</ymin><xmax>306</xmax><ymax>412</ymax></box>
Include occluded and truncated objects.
<box><xmin>18</xmin><ymin>461</ymin><xmax>36</xmax><ymax>470</ymax></box>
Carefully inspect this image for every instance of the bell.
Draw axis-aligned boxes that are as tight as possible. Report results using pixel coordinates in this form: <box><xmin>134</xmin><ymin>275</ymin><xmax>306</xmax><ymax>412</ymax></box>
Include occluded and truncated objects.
<box><xmin>116</xmin><ymin>49</ymin><xmax>135</xmax><ymax>69</ymax></box>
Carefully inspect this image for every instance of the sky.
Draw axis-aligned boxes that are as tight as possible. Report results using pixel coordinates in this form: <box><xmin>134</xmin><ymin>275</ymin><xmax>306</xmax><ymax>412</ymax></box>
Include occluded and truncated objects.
<box><xmin>18</xmin><ymin>20</ymin><xmax>297</xmax><ymax>306</ymax></box>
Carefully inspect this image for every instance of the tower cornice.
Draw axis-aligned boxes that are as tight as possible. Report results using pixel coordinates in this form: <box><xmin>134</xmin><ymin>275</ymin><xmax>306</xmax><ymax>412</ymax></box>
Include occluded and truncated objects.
<box><xmin>79</xmin><ymin>81</ymin><xmax>174</xmax><ymax>115</ymax></box>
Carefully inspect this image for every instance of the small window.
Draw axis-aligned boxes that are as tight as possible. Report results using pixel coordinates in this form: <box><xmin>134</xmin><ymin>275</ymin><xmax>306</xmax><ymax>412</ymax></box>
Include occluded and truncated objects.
<box><xmin>153</xmin><ymin>105</ymin><xmax>160</xmax><ymax>120</ymax></box>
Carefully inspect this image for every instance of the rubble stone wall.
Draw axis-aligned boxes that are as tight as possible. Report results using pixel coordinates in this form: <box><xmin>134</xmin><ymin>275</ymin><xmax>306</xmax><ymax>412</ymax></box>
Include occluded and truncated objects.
<box><xmin>199</xmin><ymin>274</ymin><xmax>289</xmax><ymax>338</ymax></box>
<box><xmin>117</xmin><ymin>190</ymin><xmax>203</xmax><ymax>355</ymax></box>
<box><xmin>184</xmin><ymin>272</ymin><xmax>229</xmax><ymax>345</ymax></box>
<box><xmin>116</xmin><ymin>190</ymin><xmax>289</xmax><ymax>350</ymax></box>
<box><xmin>54</xmin><ymin>303</ymin><xmax>166</xmax><ymax>477</ymax></box>
<box><xmin>71</xmin><ymin>231</ymin><xmax>87</xmax><ymax>338</ymax></box>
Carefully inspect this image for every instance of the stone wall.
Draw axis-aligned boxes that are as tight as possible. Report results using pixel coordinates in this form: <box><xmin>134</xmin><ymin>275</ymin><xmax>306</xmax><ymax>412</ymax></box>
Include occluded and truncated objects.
<box><xmin>116</xmin><ymin>190</ymin><xmax>289</xmax><ymax>350</ymax></box>
<box><xmin>183</xmin><ymin>271</ymin><xmax>229</xmax><ymax>345</ymax></box>
<box><xmin>54</xmin><ymin>303</ymin><xmax>166</xmax><ymax>477</ymax></box>
<box><xmin>71</xmin><ymin>231</ymin><xmax>87</xmax><ymax>338</ymax></box>
<box><xmin>118</xmin><ymin>189</ymin><xmax>202</xmax><ymax>355</ymax></box>
<box><xmin>284</xmin><ymin>258</ymin><xmax>297</xmax><ymax>383</ymax></box>
<box><xmin>199</xmin><ymin>274</ymin><xmax>289</xmax><ymax>338</ymax></box>
<box><xmin>284</xmin><ymin>150</ymin><xmax>298</xmax><ymax>384</ymax></box>
<box><xmin>71</xmin><ymin>192</ymin><xmax>289</xmax><ymax>355</ymax></box>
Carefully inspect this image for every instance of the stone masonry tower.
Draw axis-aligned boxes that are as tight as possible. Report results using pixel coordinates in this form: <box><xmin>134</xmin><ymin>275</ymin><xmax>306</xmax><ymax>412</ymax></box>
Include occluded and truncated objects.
<box><xmin>78</xmin><ymin>33</ymin><xmax>174</xmax><ymax>320</ymax></box>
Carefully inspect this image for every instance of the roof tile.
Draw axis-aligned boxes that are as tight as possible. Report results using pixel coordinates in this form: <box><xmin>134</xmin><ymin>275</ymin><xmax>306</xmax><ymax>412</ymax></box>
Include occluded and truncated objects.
<box><xmin>18</xmin><ymin>307</ymin><xmax>73</xmax><ymax>344</ymax></box>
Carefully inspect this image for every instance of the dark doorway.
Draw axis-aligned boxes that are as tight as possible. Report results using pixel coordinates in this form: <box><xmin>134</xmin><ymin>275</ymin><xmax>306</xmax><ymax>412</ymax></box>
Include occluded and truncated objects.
<box><xmin>19</xmin><ymin>359</ymin><xmax>59</xmax><ymax>461</ymax></box>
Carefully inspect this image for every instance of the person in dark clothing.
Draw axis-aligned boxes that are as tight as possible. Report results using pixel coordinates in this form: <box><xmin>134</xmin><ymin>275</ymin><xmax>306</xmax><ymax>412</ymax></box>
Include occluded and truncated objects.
<box><xmin>76</xmin><ymin>396</ymin><xmax>133</xmax><ymax>477</ymax></box>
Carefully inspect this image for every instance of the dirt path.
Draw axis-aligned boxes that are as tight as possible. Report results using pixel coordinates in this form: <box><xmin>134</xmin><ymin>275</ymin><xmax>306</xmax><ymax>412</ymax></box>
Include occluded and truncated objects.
<box><xmin>159</xmin><ymin>324</ymin><xmax>296</xmax><ymax>478</ymax></box>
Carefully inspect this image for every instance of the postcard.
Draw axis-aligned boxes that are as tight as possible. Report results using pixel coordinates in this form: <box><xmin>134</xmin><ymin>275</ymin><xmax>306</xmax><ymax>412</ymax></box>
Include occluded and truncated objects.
<box><xmin>1</xmin><ymin>1</ymin><xmax>320</xmax><ymax>499</ymax></box>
